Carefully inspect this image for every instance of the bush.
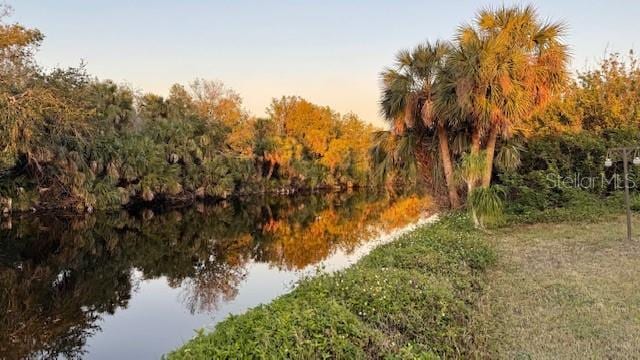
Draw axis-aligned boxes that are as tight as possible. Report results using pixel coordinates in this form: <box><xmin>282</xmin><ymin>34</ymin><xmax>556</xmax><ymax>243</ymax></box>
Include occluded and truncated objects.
<box><xmin>497</xmin><ymin>129</ymin><xmax>640</xmax><ymax>214</ymax></box>
<box><xmin>168</xmin><ymin>294</ymin><xmax>384</xmax><ymax>359</ymax></box>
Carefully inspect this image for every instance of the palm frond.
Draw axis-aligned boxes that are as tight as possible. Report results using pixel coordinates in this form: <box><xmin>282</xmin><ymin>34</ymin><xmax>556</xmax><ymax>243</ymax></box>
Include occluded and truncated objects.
<box><xmin>495</xmin><ymin>141</ymin><xmax>523</xmax><ymax>171</ymax></box>
<box><xmin>468</xmin><ymin>185</ymin><xmax>505</xmax><ymax>228</ymax></box>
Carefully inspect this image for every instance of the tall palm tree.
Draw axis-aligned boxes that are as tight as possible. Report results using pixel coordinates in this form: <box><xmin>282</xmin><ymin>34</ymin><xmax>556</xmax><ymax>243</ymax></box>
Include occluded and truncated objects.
<box><xmin>379</xmin><ymin>41</ymin><xmax>461</xmax><ymax>208</ymax></box>
<box><xmin>451</xmin><ymin>5</ymin><xmax>569</xmax><ymax>189</ymax></box>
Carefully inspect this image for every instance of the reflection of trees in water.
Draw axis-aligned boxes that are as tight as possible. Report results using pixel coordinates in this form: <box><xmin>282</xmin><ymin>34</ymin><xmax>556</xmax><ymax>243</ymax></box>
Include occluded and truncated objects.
<box><xmin>0</xmin><ymin>215</ymin><xmax>134</xmax><ymax>359</ymax></box>
<box><xmin>178</xmin><ymin>233</ymin><xmax>251</xmax><ymax>314</ymax></box>
<box><xmin>253</xmin><ymin>193</ymin><xmax>427</xmax><ymax>270</ymax></box>
<box><xmin>0</xmin><ymin>192</ymin><xmax>428</xmax><ymax>359</ymax></box>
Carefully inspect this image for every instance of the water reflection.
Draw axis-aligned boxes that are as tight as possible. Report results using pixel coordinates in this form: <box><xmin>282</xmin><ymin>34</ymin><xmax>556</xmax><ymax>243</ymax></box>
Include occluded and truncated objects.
<box><xmin>0</xmin><ymin>192</ymin><xmax>428</xmax><ymax>359</ymax></box>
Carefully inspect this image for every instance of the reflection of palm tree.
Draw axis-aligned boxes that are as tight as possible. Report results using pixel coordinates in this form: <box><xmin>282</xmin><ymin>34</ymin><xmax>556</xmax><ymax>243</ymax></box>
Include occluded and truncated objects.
<box><xmin>0</xmin><ymin>230</ymin><xmax>132</xmax><ymax>359</ymax></box>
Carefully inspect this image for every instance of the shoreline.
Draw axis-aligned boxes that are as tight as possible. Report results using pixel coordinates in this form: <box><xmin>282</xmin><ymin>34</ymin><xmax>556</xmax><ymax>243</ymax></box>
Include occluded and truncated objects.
<box><xmin>308</xmin><ymin>212</ymin><xmax>440</xmax><ymax>275</ymax></box>
<box><xmin>167</xmin><ymin>212</ymin><xmax>494</xmax><ymax>358</ymax></box>
<box><xmin>1</xmin><ymin>186</ymin><xmax>378</xmax><ymax>217</ymax></box>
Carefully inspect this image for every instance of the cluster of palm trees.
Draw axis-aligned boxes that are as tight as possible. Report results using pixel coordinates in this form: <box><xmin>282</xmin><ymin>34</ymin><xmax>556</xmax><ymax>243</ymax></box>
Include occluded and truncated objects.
<box><xmin>374</xmin><ymin>5</ymin><xmax>569</xmax><ymax>213</ymax></box>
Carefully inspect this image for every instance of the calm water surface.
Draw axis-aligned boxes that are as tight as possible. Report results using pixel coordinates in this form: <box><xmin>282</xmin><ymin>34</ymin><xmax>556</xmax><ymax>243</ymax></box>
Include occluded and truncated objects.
<box><xmin>0</xmin><ymin>192</ymin><xmax>428</xmax><ymax>359</ymax></box>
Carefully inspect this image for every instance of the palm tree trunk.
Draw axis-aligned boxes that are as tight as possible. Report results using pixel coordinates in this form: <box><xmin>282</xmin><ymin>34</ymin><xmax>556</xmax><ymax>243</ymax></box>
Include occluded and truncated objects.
<box><xmin>468</xmin><ymin>126</ymin><xmax>482</xmax><ymax>193</ymax></box>
<box><xmin>437</xmin><ymin>124</ymin><xmax>461</xmax><ymax>208</ymax></box>
<box><xmin>481</xmin><ymin>126</ymin><xmax>499</xmax><ymax>188</ymax></box>
<box><xmin>470</xmin><ymin>126</ymin><xmax>481</xmax><ymax>155</ymax></box>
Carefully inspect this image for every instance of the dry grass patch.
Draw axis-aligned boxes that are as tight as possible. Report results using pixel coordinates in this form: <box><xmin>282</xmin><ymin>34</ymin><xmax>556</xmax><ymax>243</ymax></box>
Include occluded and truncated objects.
<box><xmin>473</xmin><ymin>215</ymin><xmax>640</xmax><ymax>358</ymax></box>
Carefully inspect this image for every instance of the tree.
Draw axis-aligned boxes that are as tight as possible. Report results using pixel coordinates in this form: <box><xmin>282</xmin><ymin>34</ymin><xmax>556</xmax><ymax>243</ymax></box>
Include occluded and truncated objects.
<box><xmin>0</xmin><ymin>7</ymin><xmax>101</xmax><ymax>209</ymax></box>
<box><xmin>189</xmin><ymin>79</ymin><xmax>253</xmax><ymax>155</ymax></box>
<box><xmin>190</xmin><ymin>79</ymin><xmax>246</xmax><ymax>127</ymax></box>
<box><xmin>379</xmin><ymin>41</ymin><xmax>461</xmax><ymax>207</ymax></box>
<box><xmin>138</xmin><ymin>93</ymin><xmax>168</xmax><ymax>120</ymax></box>
<box><xmin>326</xmin><ymin>113</ymin><xmax>373</xmax><ymax>183</ymax></box>
<box><xmin>166</xmin><ymin>83</ymin><xmax>196</xmax><ymax>120</ymax></box>
<box><xmin>0</xmin><ymin>4</ymin><xmax>42</xmax><ymax>80</ymax></box>
<box><xmin>575</xmin><ymin>51</ymin><xmax>640</xmax><ymax>132</ymax></box>
<box><xmin>369</xmin><ymin>130</ymin><xmax>419</xmax><ymax>192</ymax></box>
<box><xmin>451</xmin><ymin>5</ymin><xmax>569</xmax><ymax>188</ymax></box>
<box><xmin>515</xmin><ymin>51</ymin><xmax>640</xmax><ymax>136</ymax></box>
<box><xmin>267</xmin><ymin>96</ymin><xmax>337</xmax><ymax>157</ymax></box>
<box><xmin>90</xmin><ymin>80</ymin><xmax>136</xmax><ymax>130</ymax></box>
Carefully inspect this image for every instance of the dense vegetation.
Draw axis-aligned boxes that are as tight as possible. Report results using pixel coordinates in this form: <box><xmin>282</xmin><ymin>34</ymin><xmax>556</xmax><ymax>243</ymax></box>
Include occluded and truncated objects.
<box><xmin>168</xmin><ymin>213</ymin><xmax>494</xmax><ymax>359</ymax></box>
<box><xmin>498</xmin><ymin>130</ymin><xmax>640</xmax><ymax>215</ymax></box>
<box><xmin>0</xmin><ymin>6</ymin><xmax>374</xmax><ymax>212</ymax></box>
<box><xmin>373</xmin><ymin>5</ymin><xmax>640</xmax><ymax>227</ymax></box>
<box><xmin>373</xmin><ymin>5</ymin><xmax>569</xmax><ymax>214</ymax></box>
<box><xmin>494</xmin><ymin>50</ymin><xmax>640</xmax><ymax>218</ymax></box>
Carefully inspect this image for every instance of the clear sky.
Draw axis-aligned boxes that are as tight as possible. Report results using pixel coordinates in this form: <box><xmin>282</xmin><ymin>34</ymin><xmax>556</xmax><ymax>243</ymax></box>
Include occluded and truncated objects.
<box><xmin>7</xmin><ymin>1</ymin><xmax>640</xmax><ymax>126</ymax></box>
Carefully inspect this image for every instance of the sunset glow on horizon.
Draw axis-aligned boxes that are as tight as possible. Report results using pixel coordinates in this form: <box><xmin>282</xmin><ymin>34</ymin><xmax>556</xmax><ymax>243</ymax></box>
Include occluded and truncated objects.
<box><xmin>10</xmin><ymin>0</ymin><xmax>640</xmax><ymax>126</ymax></box>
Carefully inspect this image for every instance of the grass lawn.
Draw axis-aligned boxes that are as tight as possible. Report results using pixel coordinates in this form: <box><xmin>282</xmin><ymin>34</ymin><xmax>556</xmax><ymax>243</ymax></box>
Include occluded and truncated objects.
<box><xmin>472</xmin><ymin>213</ymin><xmax>640</xmax><ymax>358</ymax></box>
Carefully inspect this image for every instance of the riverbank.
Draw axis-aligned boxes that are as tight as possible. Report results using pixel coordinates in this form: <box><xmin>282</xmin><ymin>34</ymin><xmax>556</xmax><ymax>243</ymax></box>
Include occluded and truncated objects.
<box><xmin>167</xmin><ymin>213</ymin><xmax>495</xmax><ymax>358</ymax></box>
<box><xmin>168</xmin><ymin>195</ymin><xmax>639</xmax><ymax>359</ymax></box>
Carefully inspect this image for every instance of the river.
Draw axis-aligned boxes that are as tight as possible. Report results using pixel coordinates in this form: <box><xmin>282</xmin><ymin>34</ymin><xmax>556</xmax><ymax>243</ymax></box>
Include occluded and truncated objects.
<box><xmin>0</xmin><ymin>191</ymin><xmax>431</xmax><ymax>359</ymax></box>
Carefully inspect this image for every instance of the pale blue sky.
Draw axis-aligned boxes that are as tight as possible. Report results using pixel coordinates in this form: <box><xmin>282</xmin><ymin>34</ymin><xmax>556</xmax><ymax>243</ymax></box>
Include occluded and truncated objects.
<box><xmin>8</xmin><ymin>1</ymin><xmax>640</xmax><ymax>126</ymax></box>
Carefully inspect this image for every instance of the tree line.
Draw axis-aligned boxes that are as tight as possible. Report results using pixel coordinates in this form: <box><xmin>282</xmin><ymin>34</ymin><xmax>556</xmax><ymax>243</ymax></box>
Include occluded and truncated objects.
<box><xmin>3</xmin><ymin>4</ymin><xmax>640</xmax><ymax>216</ymax></box>
<box><xmin>0</xmin><ymin>5</ymin><xmax>374</xmax><ymax>212</ymax></box>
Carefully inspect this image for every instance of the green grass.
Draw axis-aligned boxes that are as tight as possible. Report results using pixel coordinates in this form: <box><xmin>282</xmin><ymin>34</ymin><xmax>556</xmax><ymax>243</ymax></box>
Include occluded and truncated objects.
<box><xmin>166</xmin><ymin>214</ymin><xmax>495</xmax><ymax>359</ymax></box>
<box><xmin>471</xmin><ymin>213</ymin><xmax>640</xmax><ymax>358</ymax></box>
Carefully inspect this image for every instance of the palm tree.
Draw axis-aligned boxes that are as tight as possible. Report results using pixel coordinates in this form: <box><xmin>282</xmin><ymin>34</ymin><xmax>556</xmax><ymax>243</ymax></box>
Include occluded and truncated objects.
<box><xmin>451</xmin><ymin>5</ymin><xmax>569</xmax><ymax>189</ymax></box>
<box><xmin>379</xmin><ymin>41</ymin><xmax>461</xmax><ymax>208</ymax></box>
<box><xmin>369</xmin><ymin>130</ymin><xmax>418</xmax><ymax>192</ymax></box>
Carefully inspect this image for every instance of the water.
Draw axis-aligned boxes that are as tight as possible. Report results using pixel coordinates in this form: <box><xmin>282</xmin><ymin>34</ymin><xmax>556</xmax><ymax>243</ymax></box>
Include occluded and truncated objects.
<box><xmin>0</xmin><ymin>192</ymin><xmax>429</xmax><ymax>359</ymax></box>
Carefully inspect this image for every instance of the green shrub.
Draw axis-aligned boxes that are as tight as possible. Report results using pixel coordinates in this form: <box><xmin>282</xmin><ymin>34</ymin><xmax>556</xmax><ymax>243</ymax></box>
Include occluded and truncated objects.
<box><xmin>300</xmin><ymin>268</ymin><xmax>465</xmax><ymax>355</ymax></box>
<box><xmin>168</xmin><ymin>294</ymin><xmax>384</xmax><ymax>360</ymax></box>
<box><xmin>468</xmin><ymin>186</ymin><xmax>505</xmax><ymax>229</ymax></box>
<box><xmin>497</xmin><ymin>129</ymin><xmax>640</xmax><ymax>214</ymax></box>
<box><xmin>505</xmin><ymin>191</ymin><xmax>624</xmax><ymax>224</ymax></box>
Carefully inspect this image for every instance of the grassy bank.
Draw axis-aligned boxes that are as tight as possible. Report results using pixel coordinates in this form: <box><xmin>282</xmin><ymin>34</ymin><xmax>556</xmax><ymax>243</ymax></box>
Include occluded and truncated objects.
<box><xmin>472</xmin><ymin>213</ymin><xmax>640</xmax><ymax>358</ymax></box>
<box><xmin>167</xmin><ymin>214</ymin><xmax>495</xmax><ymax>359</ymax></box>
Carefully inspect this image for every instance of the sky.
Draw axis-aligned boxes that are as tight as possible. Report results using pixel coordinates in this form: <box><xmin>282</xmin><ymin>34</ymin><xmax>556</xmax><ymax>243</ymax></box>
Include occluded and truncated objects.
<box><xmin>7</xmin><ymin>1</ymin><xmax>640</xmax><ymax>126</ymax></box>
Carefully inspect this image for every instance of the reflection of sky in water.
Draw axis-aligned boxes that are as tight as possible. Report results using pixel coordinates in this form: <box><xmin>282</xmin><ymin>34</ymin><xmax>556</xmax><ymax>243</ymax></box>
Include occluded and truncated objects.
<box><xmin>0</xmin><ymin>193</ymin><xmax>432</xmax><ymax>359</ymax></box>
<box><xmin>84</xmin><ymin>214</ymin><xmax>437</xmax><ymax>359</ymax></box>
<box><xmin>84</xmin><ymin>264</ymin><xmax>300</xmax><ymax>359</ymax></box>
